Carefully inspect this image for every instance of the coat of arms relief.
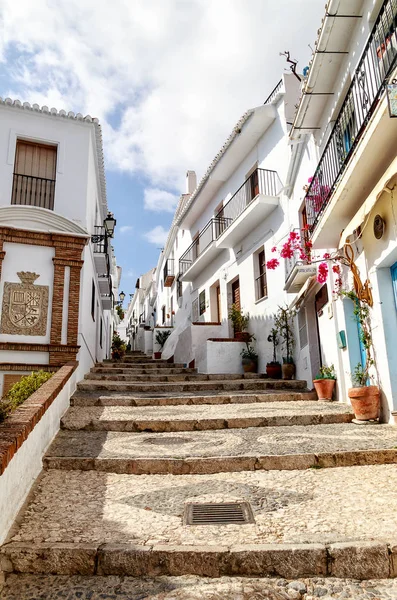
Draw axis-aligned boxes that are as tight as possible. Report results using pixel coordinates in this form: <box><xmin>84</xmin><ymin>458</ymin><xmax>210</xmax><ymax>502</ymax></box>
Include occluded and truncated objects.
<box><xmin>0</xmin><ymin>272</ymin><xmax>49</xmax><ymax>336</ymax></box>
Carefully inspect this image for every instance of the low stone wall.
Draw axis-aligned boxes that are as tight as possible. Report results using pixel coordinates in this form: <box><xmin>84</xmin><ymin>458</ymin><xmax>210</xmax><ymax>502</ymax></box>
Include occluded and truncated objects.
<box><xmin>0</xmin><ymin>362</ymin><xmax>77</xmax><ymax>544</ymax></box>
<box><xmin>206</xmin><ymin>340</ymin><xmax>246</xmax><ymax>374</ymax></box>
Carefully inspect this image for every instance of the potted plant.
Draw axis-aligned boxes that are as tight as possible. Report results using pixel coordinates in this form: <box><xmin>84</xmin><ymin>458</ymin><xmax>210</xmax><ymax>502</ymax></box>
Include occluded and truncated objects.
<box><xmin>274</xmin><ymin>305</ymin><xmax>296</xmax><ymax>380</ymax></box>
<box><xmin>342</xmin><ymin>290</ymin><xmax>380</xmax><ymax>421</ymax></box>
<box><xmin>228</xmin><ymin>304</ymin><xmax>250</xmax><ymax>342</ymax></box>
<box><xmin>266</xmin><ymin>327</ymin><xmax>281</xmax><ymax>379</ymax></box>
<box><xmin>154</xmin><ymin>329</ymin><xmax>171</xmax><ymax>359</ymax></box>
<box><xmin>241</xmin><ymin>340</ymin><xmax>258</xmax><ymax>373</ymax></box>
<box><xmin>313</xmin><ymin>364</ymin><xmax>336</xmax><ymax>401</ymax></box>
<box><xmin>111</xmin><ymin>333</ymin><xmax>126</xmax><ymax>360</ymax></box>
<box><xmin>348</xmin><ymin>363</ymin><xmax>380</xmax><ymax>421</ymax></box>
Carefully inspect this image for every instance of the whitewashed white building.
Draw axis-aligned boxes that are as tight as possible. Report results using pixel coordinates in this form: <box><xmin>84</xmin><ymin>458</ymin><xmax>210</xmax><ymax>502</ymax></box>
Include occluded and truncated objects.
<box><xmin>289</xmin><ymin>0</ymin><xmax>397</xmax><ymax>421</ymax></box>
<box><xmin>0</xmin><ymin>98</ymin><xmax>120</xmax><ymax>395</ymax></box>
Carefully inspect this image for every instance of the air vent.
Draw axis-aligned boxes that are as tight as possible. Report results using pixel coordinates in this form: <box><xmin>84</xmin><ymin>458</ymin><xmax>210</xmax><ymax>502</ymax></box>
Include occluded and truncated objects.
<box><xmin>184</xmin><ymin>502</ymin><xmax>255</xmax><ymax>526</ymax></box>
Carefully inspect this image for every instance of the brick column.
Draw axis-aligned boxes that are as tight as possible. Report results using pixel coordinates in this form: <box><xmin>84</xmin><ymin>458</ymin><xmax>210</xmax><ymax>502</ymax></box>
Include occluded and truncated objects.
<box><xmin>67</xmin><ymin>261</ymin><xmax>84</xmax><ymax>346</ymax></box>
<box><xmin>50</xmin><ymin>256</ymin><xmax>65</xmax><ymax>345</ymax></box>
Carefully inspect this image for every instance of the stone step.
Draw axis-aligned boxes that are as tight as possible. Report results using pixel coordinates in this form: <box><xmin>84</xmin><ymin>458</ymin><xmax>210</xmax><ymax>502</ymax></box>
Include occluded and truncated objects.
<box><xmin>3</xmin><ymin>575</ymin><xmax>397</xmax><ymax>599</ymax></box>
<box><xmin>84</xmin><ymin>373</ymin><xmax>267</xmax><ymax>382</ymax></box>
<box><xmin>91</xmin><ymin>367</ymin><xmax>197</xmax><ymax>375</ymax></box>
<box><xmin>43</xmin><ymin>423</ymin><xmax>397</xmax><ymax>475</ymax></box>
<box><xmin>97</xmin><ymin>362</ymin><xmax>186</xmax><ymax>369</ymax></box>
<box><xmin>70</xmin><ymin>390</ymin><xmax>317</xmax><ymax>407</ymax></box>
<box><xmin>103</xmin><ymin>358</ymin><xmax>169</xmax><ymax>364</ymax></box>
<box><xmin>77</xmin><ymin>379</ymin><xmax>308</xmax><ymax>394</ymax></box>
<box><xmin>61</xmin><ymin>401</ymin><xmax>353</xmax><ymax>432</ymax></box>
<box><xmin>3</xmin><ymin>464</ymin><xmax>397</xmax><ymax>578</ymax></box>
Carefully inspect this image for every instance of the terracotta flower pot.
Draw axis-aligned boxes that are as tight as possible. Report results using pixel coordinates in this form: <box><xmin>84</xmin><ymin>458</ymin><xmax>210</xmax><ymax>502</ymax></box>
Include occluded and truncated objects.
<box><xmin>266</xmin><ymin>363</ymin><xmax>282</xmax><ymax>379</ymax></box>
<box><xmin>348</xmin><ymin>385</ymin><xmax>380</xmax><ymax>420</ymax></box>
<box><xmin>282</xmin><ymin>362</ymin><xmax>295</xmax><ymax>380</ymax></box>
<box><xmin>313</xmin><ymin>378</ymin><xmax>336</xmax><ymax>401</ymax></box>
<box><xmin>242</xmin><ymin>358</ymin><xmax>258</xmax><ymax>373</ymax></box>
<box><xmin>154</xmin><ymin>351</ymin><xmax>162</xmax><ymax>359</ymax></box>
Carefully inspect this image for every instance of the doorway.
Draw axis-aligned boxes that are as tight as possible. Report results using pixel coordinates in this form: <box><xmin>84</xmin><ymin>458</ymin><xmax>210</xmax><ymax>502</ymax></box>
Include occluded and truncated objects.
<box><xmin>231</xmin><ymin>278</ymin><xmax>241</xmax><ymax>310</ymax></box>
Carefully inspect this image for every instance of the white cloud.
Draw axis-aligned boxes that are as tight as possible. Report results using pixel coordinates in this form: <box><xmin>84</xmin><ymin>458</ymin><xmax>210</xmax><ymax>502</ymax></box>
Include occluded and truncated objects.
<box><xmin>119</xmin><ymin>225</ymin><xmax>133</xmax><ymax>234</ymax></box>
<box><xmin>1</xmin><ymin>0</ymin><xmax>325</xmax><ymax>194</ymax></box>
<box><xmin>144</xmin><ymin>225</ymin><xmax>168</xmax><ymax>246</ymax></box>
<box><xmin>124</xmin><ymin>268</ymin><xmax>135</xmax><ymax>278</ymax></box>
<box><xmin>144</xmin><ymin>188</ymin><xmax>178</xmax><ymax>213</ymax></box>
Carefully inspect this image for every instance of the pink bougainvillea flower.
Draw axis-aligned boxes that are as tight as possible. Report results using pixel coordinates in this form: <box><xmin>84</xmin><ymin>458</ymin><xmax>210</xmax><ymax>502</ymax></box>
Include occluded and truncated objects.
<box><xmin>271</xmin><ymin>246</ymin><xmax>277</xmax><ymax>253</ymax></box>
<box><xmin>289</xmin><ymin>231</ymin><xmax>300</xmax><ymax>241</ymax></box>
<box><xmin>266</xmin><ymin>258</ymin><xmax>280</xmax><ymax>270</ymax></box>
<box><xmin>317</xmin><ymin>261</ymin><xmax>328</xmax><ymax>284</ymax></box>
<box><xmin>323</xmin><ymin>252</ymin><xmax>331</xmax><ymax>259</ymax></box>
<box><xmin>301</xmin><ymin>224</ymin><xmax>310</xmax><ymax>232</ymax></box>
<box><xmin>332</xmin><ymin>265</ymin><xmax>341</xmax><ymax>274</ymax></box>
<box><xmin>280</xmin><ymin>243</ymin><xmax>294</xmax><ymax>259</ymax></box>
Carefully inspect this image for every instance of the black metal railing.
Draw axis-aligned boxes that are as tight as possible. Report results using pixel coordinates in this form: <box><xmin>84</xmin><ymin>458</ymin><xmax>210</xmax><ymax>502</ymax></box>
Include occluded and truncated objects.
<box><xmin>264</xmin><ymin>79</ymin><xmax>283</xmax><ymax>105</ymax></box>
<box><xmin>11</xmin><ymin>173</ymin><xmax>56</xmax><ymax>210</ymax></box>
<box><xmin>139</xmin><ymin>312</ymin><xmax>145</xmax><ymax>324</ymax></box>
<box><xmin>179</xmin><ymin>217</ymin><xmax>231</xmax><ymax>274</ymax></box>
<box><xmin>304</xmin><ymin>0</ymin><xmax>397</xmax><ymax>235</ymax></box>
<box><xmin>255</xmin><ymin>273</ymin><xmax>268</xmax><ymax>301</ymax></box>
<box><xmin>163</xmin><ymin>258</ymin><xmax>175</xmax><ymax>281</ymax></box>
<box><xmin>92</xmin><ymin>226</ymin><xmax>108</xmax><ymax>253</ymax></box>
<box><xmin>214</xmin><ymin>168</ymin><xmax>281</xmax><ymax>228</ymax></box>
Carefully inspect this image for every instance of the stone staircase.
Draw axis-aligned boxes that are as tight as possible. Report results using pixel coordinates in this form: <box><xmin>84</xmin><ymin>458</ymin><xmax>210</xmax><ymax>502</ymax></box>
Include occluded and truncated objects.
<box><xmin>2</xmin><ymin>352</ymin><xmax>397</xmax><ymax>583</ymax></box>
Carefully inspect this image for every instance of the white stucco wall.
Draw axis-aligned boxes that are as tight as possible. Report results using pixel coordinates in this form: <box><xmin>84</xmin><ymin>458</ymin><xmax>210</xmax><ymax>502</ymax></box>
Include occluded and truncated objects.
<box><xmin>0</xmin><ymin>369</ymin><xmax>76</xmax><ymax>545</ymax></box>
<box><xmin>206</xmin><ymin>340</ymin><xmax>246</xmax><ymax>374</ymax></box>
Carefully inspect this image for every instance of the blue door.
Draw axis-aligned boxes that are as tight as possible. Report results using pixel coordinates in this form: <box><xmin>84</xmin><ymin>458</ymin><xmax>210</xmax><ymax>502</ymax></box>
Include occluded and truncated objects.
<box><xmin>354</xmin><ymin>298</ymin><xmax>366</xmax><ymax>369</ymax></box>
<box><xmin>391</xmin><ymin>262</ymin><xmax>397</xmax><ymax>310</ymax></box>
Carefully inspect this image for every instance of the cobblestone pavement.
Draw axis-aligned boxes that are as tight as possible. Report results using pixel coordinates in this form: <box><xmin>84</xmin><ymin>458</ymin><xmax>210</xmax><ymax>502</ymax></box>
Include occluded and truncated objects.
<box><xmin>2</xmin><ymin>574</ymin><xmax>397</xmax><ymax>599</ymax></box>
<box><xmin>61</xmin><ymin>401</ymin><xmax>353</xmax><ymax>431</ymax></box>
<box><xmin>46</xmin><ymin>422</ymin><xmax>397</xmax><ymax>459</ymax></box>
<box><xmin>8</xmin><ymin>465</ymin><xmax>397</xmax><ymax>546</ymax></box>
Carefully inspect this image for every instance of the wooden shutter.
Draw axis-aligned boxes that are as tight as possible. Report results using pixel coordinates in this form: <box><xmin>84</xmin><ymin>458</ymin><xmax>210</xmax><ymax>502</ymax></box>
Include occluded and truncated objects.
<box><xmin>12</xmin><ymin>141</ymin><xmax>57</xmax><ymax>209</ymax></box>
<box><xmin>232</xmin><ymin>279</ymin><xmax>241</xmax><ymax>311</ymax></box>
<box><xmin>258</xmin><ymin>250</ymin><xmax>267</xmax><ymax>299</ymax></box>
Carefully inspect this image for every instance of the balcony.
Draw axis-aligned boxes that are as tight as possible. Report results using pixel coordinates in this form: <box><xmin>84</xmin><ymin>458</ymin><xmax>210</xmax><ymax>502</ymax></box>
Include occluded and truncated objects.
<box><xmin>101</xmin><ymin>294</ymin><xmax>112</xmax><ymax>310</ymax></box>
<box><xmin>98</xmin><ymin>275</ymin><xmax>111</xmax><ymax>296</ymax></box>
<box><xmin>179</xmin><ymin>217</ymin><xmax>231</xmax><ymax>281</ymax></box>
<box><xmin>92</xmin><ymin>226</ymin><xmax>110</xmax><ymax>276</ymax></box>
<box><xmin>304</xmin><ymin>0</ymin><xmax>397</xmax><ymax>246</ymax></box>
<box><xmin>163</xmin><ymin>259</ymin><xmax>175</xmax><ymax>287</ymax></box>
<box><xmin>284</xmin><ymin>253</ymin><xmax>317</xmax><ymax>293</ymax></box>
<box><xmin>216</xmin><ymin>168</ymin><xmax>281</xmax><ymax>248</ymax></box>
<box><xmin>11</xmin><ymin>173</ymin><xmax>56</xmax><ymax>210</ymax></box>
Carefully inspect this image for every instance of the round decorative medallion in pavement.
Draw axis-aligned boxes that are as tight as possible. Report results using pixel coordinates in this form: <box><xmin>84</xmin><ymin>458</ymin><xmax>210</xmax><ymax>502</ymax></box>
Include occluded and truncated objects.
<box><xmin>143</xmin><ymin>436</ymin><xmax>191</xmax><ymax>446</ymax></box>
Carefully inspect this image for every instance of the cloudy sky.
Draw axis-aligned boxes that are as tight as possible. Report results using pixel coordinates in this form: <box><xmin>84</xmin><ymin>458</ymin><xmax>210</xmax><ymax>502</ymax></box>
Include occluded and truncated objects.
<box><xmin>0</xmin><ymin>0</ymin><xmax>324</xmax><ymax>295</ymax></box>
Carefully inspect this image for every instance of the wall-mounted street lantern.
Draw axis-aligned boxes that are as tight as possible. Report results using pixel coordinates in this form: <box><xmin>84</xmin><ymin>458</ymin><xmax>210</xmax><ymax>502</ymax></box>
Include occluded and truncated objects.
<box><xmin>387</xmin><ymin>79</ymin><xmax>397</xmax><ymax>118</ymax></box>
<box><xmin>104</xmin><ymin>212</ymin><xmax>117</xmax><ymax>237</ymax></box>
<box><xmin>115</xmin><ymin>291</ymin><xmax>125</xmax><ymax>306</ymax></box>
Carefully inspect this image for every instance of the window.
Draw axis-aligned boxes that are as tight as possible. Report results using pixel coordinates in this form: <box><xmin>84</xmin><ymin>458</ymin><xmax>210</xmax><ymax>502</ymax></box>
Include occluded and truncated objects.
<box><xmin>99</xmin><ymin>318</ymin><xmax>103</xmax><ymax>348</ymax></box>
<box><xmin>298</xmin><ymin>308</ymin><xmax>308</xmax><ymax>349</ymax></box>
<box><xmin>91</xmin><ymin>280</ymin><xmax>96</xmax><ymax>321</ymax></box>
<box><xmin>12</xmin><ymin>140</ymin><xmax>57</xmax><ymax>209</ymax></box>
<box><xmin>177</xmin><ymin>275</ymin><xmax>183</xmax><ymax>299</ymax></box>
<box><xmin>192</xmin><ymin>298</ymin><xmax>199</xmax><ymax>322</ymax></box>
<box><xmin>170</xmin><ymin>296</ymin><xmax>174</xmax><ymax>326</ymax></box>
<box><xmin>162</xmin><ymin>305</ymin><xmax>166</xmax><ymax>325</ymax></box>
<box><xmin>199</xmin><ymin>290</ymin><xmax>206</xmax><ymax>315</ymax></box>
<box><xmin>256</xmin><ymin>249</ymin><xmax>267</xmax><ymax>300</ymax></box>
<box><xmin>315</xmin><ymin>285</ymin><xmax>329</xmax><ymax>314</ymax></box>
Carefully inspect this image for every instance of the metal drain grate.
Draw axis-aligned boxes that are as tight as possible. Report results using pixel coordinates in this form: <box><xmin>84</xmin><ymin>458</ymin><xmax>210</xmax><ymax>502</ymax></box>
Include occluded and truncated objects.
<box><xmin>184</xmin><ymin>502</ymin><xmax>255</xmax><ymax>525</ymax></box>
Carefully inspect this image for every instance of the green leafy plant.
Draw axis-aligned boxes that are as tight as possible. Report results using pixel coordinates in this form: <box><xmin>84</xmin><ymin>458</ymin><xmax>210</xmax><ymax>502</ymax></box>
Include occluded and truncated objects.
<box><xmin>228</xmin><ymin>304</ymin><xmax>249</xmax><ymax>333</ymax></box>
<box><xmin>352</xmin><ymin>363</ymin><xmax>369</xmax><ymax>387</ymax></box>
<box><xmin>341</xmin><ymin>289</ymin><xmax>374</xmax><ymax>386</ymax></box>
<box><xmin>116</xmin><ymin>305</ymin><xmax>125</xmax><ymax>320</ymax></box>
<box><xmin>241</xmin><ymin>345</ymin><xmax>258</xmax><ymax>360</ymax></box>
<box><xmin>155</xmin><ymin>329</ymin><xmax>171</xmax><ymax>350</ymax></box>
<box><xmin>315</xmin><ymin>364</ymin><xmax>336</xmax><ymax>380</ymax></box>
<box><xmin>111</xmin><ymin>333</ymin><xmax>127</xmax><ymax>359</ymax></box>
<box><xmin>274</xmin><ymin>305</ymin><xmax>296</xmax><ymax>364</ymax></box>
<box><xmin>0</xmin><ymin>371</ymin><xmax>53</xmax><ymax>423</ymax></box>
<box><xmin>267</xmin><ymin>327</ymin><xmax>280</xmax><ymax>365</ymax></box>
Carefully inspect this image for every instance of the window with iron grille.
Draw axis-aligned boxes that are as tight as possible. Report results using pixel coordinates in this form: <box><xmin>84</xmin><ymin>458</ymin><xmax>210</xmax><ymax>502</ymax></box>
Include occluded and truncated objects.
<box><xmin>199</xmin><ymin>290</ymin><xmax>206</xmax><ymax>315</ymax></box>
<box><xmin>12</xmin><ymin>140</ymin><xmax>57</xmax><ymax>210</ymax></box>
<box><xmin>177</xmin><ymin>275</ymin><xmax>183</xmax><ymax>299</ymax></box>
<box><xmin>298</xmin><ymin>308</ymin><xmax>308</xmax><ymax>349</ymax></box>
<box><xmin>91</xmin><ymin>280</ymin><xmax>96</xmax><ymax>321</ymax></box>
<box><xmin>255</xmin><ymin>249</ymin><xmax>268</xmax><ymax>301</ymax></box>
<box><xmin>162</xmin><ymin>305</ymin><xmax>166</xmax><ymax>325</ymax></box>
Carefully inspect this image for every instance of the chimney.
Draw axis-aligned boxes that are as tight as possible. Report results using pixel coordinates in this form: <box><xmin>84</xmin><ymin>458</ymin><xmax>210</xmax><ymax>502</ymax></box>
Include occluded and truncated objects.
<box><xmin>186</xmin><ymin>170</ymin><xmax>197</xmax><ymax>195</ymax></box>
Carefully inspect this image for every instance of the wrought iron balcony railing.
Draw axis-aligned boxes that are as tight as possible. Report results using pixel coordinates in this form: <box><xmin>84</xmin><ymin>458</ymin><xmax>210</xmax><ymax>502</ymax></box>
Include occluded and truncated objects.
<box><xmin>213</xmin><ymin>168</ymin><xmax>281</xmax><ymax>231</ymax></box>
<box><xmin>179</xmin><ymin>217</ymin><xmax>231</xmax><ymax>274</ymax></box>
<box><xmin>304</xmin><ymin>0</ymin><xmax>397</xmax><ymax>235</ymax></box>
<box><xmin>11</xmin><ymin>173</ymin><xmax>56</xmax><ymax>210</ymax></box>
<box><xmin>264</xmin><ymin>79</ymin><xmax>283</xmax><ymax>105</ymax></box>
<box><xmin>163</xmin><ymin>258</ymin><xmax>175</xmax><ymax>287</ymax></box>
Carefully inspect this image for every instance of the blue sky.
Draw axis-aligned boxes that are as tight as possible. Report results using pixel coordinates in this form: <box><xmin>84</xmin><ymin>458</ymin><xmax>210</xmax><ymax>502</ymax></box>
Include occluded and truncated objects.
<box><xmin>0</xmin><ymin>0</ymin><xmax>325</xmax><ymax>297</ymax></box>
